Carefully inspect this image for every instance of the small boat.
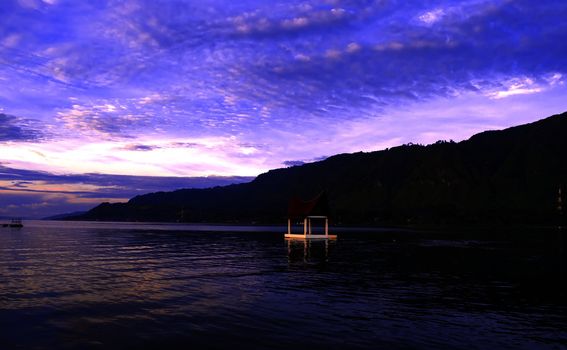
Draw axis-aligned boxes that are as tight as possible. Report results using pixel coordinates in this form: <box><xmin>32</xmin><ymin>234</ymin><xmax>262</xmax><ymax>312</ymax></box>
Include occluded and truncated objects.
<box><xmin>2</xmin><ymin>218</ymin><xmax>23</xmax><ymax>228</ymax></box>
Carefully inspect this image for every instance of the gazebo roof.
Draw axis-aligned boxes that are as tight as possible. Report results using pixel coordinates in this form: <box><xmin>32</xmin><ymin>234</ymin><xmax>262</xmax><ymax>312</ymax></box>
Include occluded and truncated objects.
<box><xmin>287</xmin><ymin>192</ymin><xmax>329</xmax><ymax>218</ymax></box>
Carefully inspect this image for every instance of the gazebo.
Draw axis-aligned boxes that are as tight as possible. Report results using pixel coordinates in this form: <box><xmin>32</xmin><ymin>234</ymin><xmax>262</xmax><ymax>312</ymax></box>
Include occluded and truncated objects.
<box><xmin>285</xmin><ymin>192</ymin><xmax>337</xmax><ymax>239</ymax></box>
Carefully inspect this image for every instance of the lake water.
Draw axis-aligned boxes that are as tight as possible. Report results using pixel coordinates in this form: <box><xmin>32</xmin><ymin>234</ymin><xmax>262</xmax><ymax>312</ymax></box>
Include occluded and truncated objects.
<box><xmin>0</xmin><ymin>221</ymin><xmax>565</xmax><ymax>349</ymax></box>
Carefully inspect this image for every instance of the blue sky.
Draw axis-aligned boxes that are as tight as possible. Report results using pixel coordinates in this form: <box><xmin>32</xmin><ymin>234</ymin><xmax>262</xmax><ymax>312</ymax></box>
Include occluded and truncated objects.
<box><xmin>1</xmin><ymin>0</ymin><xmax>566</xmax><ymax>217</ymax></box>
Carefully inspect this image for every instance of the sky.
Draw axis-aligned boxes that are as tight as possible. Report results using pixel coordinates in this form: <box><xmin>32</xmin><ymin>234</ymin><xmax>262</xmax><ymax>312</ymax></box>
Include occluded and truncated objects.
<box><xmin>1</xmin><ymin>0</ymin><xmax>567</xmax><ymax>218</ymax></box>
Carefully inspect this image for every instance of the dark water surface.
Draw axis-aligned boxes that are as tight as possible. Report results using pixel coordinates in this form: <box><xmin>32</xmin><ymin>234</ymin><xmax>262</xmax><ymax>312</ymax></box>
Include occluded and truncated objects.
<box><xmin>0</xmin><ymin>221</ymin><xmax>566</xmax><ymax>349</ymax></box>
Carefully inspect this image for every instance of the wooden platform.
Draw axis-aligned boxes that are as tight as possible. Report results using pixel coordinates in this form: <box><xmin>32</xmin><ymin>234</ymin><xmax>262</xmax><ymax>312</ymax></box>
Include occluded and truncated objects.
<box><xmin>2</xmin><ymin>218</ymin><xmax>23</xmax><ymax>228</ymax></box>
<box><xmin>2</xmin><ymin>224</ymin><xmax>23</xmax><ymax>228</ymax></box>
<box><xmin>285</xmin><ymin>233</ymin><xmax>337</xmax><ymax>240</ymax></box>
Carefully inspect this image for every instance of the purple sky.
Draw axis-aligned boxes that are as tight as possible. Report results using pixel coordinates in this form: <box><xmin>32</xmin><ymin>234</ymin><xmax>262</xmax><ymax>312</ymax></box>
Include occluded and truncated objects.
<box><xmin>1</xmin><ymin>0</ymin><xmax>567</xmax><ymax>218</ymax></box>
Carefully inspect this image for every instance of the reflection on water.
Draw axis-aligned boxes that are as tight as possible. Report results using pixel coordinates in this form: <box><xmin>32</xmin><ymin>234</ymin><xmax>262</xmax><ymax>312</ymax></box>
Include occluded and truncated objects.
<box><xmin>286</xmin><ymin>239</ymin><xmax>332</xmax><ymax>264</ymax></box>
<box><xmin>0</xmin><ymin>221</ymin><xmax>565</xmax><ymax>349</ymax></box>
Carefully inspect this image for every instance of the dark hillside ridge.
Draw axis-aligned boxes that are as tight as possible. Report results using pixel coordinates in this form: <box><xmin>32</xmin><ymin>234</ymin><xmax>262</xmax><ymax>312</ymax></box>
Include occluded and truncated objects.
<box><xmin>74</xmin><ymin>112</ymin><xmax>567</xmax><ymax>225</ymax></box>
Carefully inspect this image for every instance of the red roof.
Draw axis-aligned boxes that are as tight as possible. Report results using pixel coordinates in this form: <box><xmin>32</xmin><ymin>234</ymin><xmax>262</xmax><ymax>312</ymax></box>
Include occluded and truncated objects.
<box><xmin>288</xmin><ymin>192</ymin><xmax>329</xmax><ymax>218</ymax></box>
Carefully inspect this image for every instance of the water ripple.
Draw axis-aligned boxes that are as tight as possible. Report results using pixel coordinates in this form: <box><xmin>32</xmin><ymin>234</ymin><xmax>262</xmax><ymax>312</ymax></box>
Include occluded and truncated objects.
<box><xmin>0</xmin><ymin>221</ymin><xmax>565</xmax><ymax>349</ymax></box>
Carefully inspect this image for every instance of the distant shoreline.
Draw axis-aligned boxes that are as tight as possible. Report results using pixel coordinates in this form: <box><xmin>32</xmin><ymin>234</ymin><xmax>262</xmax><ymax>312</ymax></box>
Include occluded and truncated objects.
<box><xmin>30</xmin><ymin>218</ymin><xmax>567</xmax><ymax>234</ymax></box>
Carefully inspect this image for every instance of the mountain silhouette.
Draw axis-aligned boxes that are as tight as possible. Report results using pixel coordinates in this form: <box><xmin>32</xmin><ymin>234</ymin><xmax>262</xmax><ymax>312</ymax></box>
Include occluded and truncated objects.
<box><xmin>73</xmin><ymin>112</ymin><xmax>567</xmax><ymax>225</ymax></box>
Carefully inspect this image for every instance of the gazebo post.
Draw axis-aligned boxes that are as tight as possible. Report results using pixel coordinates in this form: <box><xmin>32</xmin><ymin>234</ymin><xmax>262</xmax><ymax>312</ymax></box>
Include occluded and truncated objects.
<box><xmin>285</xmin><ymin>192</ymin><xmax>336</xmax><ymax>240</ymax></box>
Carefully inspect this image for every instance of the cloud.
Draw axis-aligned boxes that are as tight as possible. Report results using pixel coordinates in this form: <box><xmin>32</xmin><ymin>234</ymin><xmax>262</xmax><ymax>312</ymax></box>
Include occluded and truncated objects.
<box><xmin>238</xmin><ymin>0</ymin><xmax>567</xmax><ymax>112</ymax></box>
<box><xmin>0</xmin><ymin>164</ymin><xmax>254</xmax><ymax>218</ymax></box>
<box><xmin>3</xmin><ymin>0</ymin><xmax>566</xmax><ymax>134</ymax></box>
<box><xmin>283</xmin><ymin>160</ymin><xmax>305</xmax><ymax>167</ymax></box>
<box><xmin>283</xmin><ymin>155</ymin><xmax>327</xmax><ymax>167</ymax></box>
<box><xmin>169</xmin><ymin>142</ymin><xmax>200</xmax><ymax>148</ymax></box>
<box><xmin>0</xmin><ymin>113</ymin><xmax>45</xmax><ymax>142</ymax></box>
<box><xmin>418</xmin><ymin>9</ymin><xmax>445</xmax><ymax>25</ymax></box>
<box><xmin>55</xmin><ymin>102</ymin><xmax>162</xmax><ymax>139</ymax></box>
<box><xmin>228</xmin><ymin>3</ymin><xmax>355</xmax><ymax>38</ymax></box>
<box><xmin>0</xmin><ymin>165</ymin><xmax>254</xmax><ymax>195</ymax></box>
<box><xmin>122</xmin><ymin>143</ymin><xmax>160</xmax><ymax>151</ymax></box>
<box><xmin>485</xmin><ymin>74</ymin><xmax>564</xmax><ymax>99</ymax></box>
